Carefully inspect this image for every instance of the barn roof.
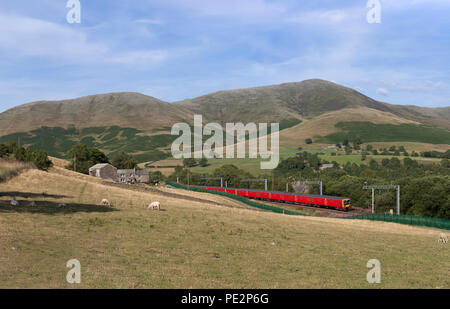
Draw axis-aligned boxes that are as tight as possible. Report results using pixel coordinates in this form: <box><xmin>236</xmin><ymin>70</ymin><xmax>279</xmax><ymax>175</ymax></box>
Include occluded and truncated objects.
<box><xmin>89</xmin><ymin>163</ymin><xmax>113</xmax><ymax>170</ymax></box>
<box><xmin>117</xmin><ymin>169</ymin><xmax>135</xmax><ymax>174</ymax></box>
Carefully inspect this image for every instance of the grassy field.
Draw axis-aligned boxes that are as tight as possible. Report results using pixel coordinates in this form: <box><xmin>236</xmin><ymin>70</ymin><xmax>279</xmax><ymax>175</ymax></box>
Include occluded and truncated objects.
<box><xmin>319</xmin><ymin>154</ymin><xmax>443</xmax><ymax>166</ymax></box>
<box><xmin>146</xmin><ymin>151</ymin><xmax>444</xmax><ymax>175</ymax></box>
<box><xmin>0</xmin><ymin>164</ymin><xmax>448</xmax><ymax>289</ymax></box>
<box><xmin>318</xmin><ymin>122</ymin><xmax>450</xmax><ymax>145</ymax></box>
<box><xmin>0</xmin><ymin>160</ymin><xmax>34</xmax><ymax>182</ymax></box>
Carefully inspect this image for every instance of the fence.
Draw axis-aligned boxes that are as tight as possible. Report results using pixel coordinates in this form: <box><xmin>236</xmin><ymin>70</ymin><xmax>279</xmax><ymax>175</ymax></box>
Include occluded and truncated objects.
<box><xmin>166</xmin><ymin>182</ymin><xmax>309</xmax><ymax>216</ymax></box>
<box><xmin>166</xmin><ymin>182</ymin><xmax>450</xmax><ymax>230</ymax></box>
<box><xmin>342</xmin><ymin>213</ymin><xmax>450</xmax><ymax>230</ymax></box>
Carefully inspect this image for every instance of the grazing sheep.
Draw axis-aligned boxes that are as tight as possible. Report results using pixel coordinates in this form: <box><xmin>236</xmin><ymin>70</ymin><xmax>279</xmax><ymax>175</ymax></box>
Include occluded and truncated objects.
<box><xmin>30</xmin><ymin>201</ymin><xmax>36</xmax><ymax>207</ymax></box>
<box><xmin>438</xmin><ymin>233</ymin><xmax>448</xmax><ymax>243</ymax></box>
<box><xmin>58</xmin><ymin>203</ymin><xmax>67</xmax><ymax>209</ymax></box>
<box><xmin>148</xmin><ymin>201</ymin><xmax>161</xmax><ymax>211</ymax></box>
<box><xmin>101</xmin><ymin>199</ymin><xmax>112</xmax><ymax>207</ymax></box>
<box><xmin>10</xmin><ymin>197</ymin><xmax>19</xmax><ymax>207</ymax></box>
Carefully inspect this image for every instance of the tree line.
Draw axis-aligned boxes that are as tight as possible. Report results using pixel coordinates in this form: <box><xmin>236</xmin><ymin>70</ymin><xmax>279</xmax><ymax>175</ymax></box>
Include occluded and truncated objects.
<box><xmin>0</xmin><ymin>142</ymin><xmax>53</xmax><ymax>170</ymax></box>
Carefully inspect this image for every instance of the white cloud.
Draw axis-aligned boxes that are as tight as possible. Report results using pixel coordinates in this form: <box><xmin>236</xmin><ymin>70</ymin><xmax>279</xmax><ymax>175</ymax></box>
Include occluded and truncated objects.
<box><xmin>0</xmin><ymin>14</ymin><xmax>107</xmax><ymax>61</ymax></box>
<box><xmin>374</xmin><ymin>80</ymin><xmax>447</xmax><ymax>93</ymax></box>
<box><xmin>108</xmin><ymin>50</ymin><xmax>168</xmax><ymax>65</ymax></box>
<box><xmin>158</xmin><ymin>0</ymin><xmax>286</xmax><ymax>21</ymax></box>
<box><xmin>0</xmin><ymin>14</ymin><xmax>172</xmax><ymax>66</ymax></box>
<box><xmin>376</xmin><ymin>88</ymin><xmax>390</xmax><ymax>96</ymax></box>
<box><xmin>287</xmin><ymin>8</ymin><xmax>364</xmax><ymax>26</ymax></box>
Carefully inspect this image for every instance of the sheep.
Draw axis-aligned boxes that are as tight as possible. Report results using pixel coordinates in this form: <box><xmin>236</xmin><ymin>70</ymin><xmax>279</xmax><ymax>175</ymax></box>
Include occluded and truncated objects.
<box><xmin>148</xmin><ymin>201</ymin><xmax>161</xmax><ymax>211</ymax></box>
<box><xmin>101</xmin><ymin>199</ymin><xmax>112</xmax><ymax>207</ymax></box>
<box><xmin>30</xmin><ymin>201</ymin><xmax>37</xmax><ymax>207</ymax></box>
<box><xmin>58</xmin><ymin>203</ymin><xmax>67</xmax><ymax>209</ymax></box>
<box><xmin>438</xmin><ymin>233</ymin><xmax>448</xmax><ymax>244</ymax></box>
<box><xmin>10</xmin><ymin>197</ymin><xmax>19</xmax><ymax>207</ymax></box>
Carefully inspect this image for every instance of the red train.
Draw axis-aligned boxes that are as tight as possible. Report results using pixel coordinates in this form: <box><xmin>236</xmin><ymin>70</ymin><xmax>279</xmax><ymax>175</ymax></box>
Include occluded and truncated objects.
<box><xmin>198</xmin><ymin>186</ymin><xmax>351</xmax><ymax>211</ymax></box>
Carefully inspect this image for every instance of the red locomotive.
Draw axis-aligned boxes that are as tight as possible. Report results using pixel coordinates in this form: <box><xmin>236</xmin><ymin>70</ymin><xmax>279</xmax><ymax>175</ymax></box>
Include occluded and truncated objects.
<box><xmin>198</xmin><ymin>186</ymin><xmax>351</xmax><ymax>211</ymax></box>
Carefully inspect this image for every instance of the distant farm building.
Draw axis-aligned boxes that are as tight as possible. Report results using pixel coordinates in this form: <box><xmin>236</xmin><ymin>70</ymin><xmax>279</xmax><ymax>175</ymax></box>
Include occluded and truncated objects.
<box><xmin>117</xmin><ymin>169</ymin><xmax>149</xmax><ymax>184</ymax></box>
<box><xmin>320</xmin><ymin>164</ymin><xmax>335</xmax><ymax>171</ymax></box>
<box><xmin>89</xmin><ymin>163</ymin><xmax>118</xmax><ymax>181</ymax></box>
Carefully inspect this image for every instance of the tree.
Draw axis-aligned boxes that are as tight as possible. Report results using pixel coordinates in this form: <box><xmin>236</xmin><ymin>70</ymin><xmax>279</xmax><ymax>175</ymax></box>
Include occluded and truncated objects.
<box><xmin>183</xmin><ymin>158</ymin><xmax>197</xmax><ymax>168</ymax></box>
<box><xmin>0</xmin><ymin>142</ymin><xmax>52</xmax><ymax>171</ymax></box>
<box><xmin>213</xmin><ymin>164</ymin><xmax>253</xmax><ymax>188</ymax></box>
<box><xmin>111</xmin><ymin>151</ymin><xmax>138</xmax><ymax>170</ymax></box>
<box><xmin>305</xmin><ymin>138</ymin><xmax>313</xmax><ymax>145</ymax></box>
<box><xmin>199</xmin><ymin>157</ymin><xmax>209</xmax><ymax>167</ymax></box>
<box><xmin>369</xmin><ymin>159</ymin><xmax>379</xmax><ymax>170</ymax></box>
<box><xmin>68</xmin><ymin>144</ymin><xmax>109</xmax><ymax>174</ymax></box>
<box><xmin>30</xmin><ymin>150</ymin><xmax>53</xmax><ymax>171</ymax></box>
<box><xmin>0</xmin><ymin>143</ymin><xmax>10</xmax><ymax>158</ymax></box>
<box><xmin>149</xmin><ymin>171</ymin><xmax>165</xmax><ymax>184</ymax></box>
<box><xmin>13</xmin><ymin>147</ymin><xmax>30</xmax><ymax>162</ymax></box>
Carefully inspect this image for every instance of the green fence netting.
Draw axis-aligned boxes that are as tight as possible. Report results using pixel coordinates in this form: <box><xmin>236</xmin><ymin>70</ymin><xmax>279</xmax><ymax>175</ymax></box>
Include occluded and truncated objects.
<box><xmin>342</xmin><ymin>213</ymin><xmax>450</xmax><ymax>230</ymax></box>
<box><xmin>166</xmin><ymin>182</ymin><xmax>309</xmax><ymax>216</ymax></box>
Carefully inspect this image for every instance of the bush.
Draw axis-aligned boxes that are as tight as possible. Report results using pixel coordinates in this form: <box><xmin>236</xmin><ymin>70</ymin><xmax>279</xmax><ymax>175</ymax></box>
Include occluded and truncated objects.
<box><xmin>111</xmin><ymin>151</ymin><xmax>138</xmax><ymax>169</ymax></box>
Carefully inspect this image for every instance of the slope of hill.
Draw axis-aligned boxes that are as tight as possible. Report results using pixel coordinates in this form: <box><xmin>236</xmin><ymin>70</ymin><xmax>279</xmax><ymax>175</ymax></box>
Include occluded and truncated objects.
<box><xmin>0</xmin><ymin>165</ymin><xmax>448</xmax><ymax>288</ymax></box>
<box><xmin>0</xmin><ymin>79</ymin><xmax>448</xmax><ymax>162</ymax></box>
<box><xmin>0</xmin><ymin>92</ymin><xmax>193</xmax><ymax>136</ymax></box>
<box><xmin>173</xmin><ymin>79</ymin><xmax>394</xmax><ymax>123</ymax></box>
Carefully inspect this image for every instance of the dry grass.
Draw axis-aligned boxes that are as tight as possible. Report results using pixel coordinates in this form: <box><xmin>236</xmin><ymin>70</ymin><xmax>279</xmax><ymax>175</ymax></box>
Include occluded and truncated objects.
<box><xmin>0</xmin><ymin>168</ymin><xmax>448</xmax><ymax>289</ymax></box>
<box><xmin>49</xmin><ymin>156</ymin><xmax>70</xmax><ymax>169</ymax></box>
<box><xmin>0</xmin><ymin>160</ymin><xmax>34</xmax><ymax>182</ymax></box>
<box><xmin>279</xmin><ymin>107</ymin><xmax>419</xmax><ymax>151</ymax></box>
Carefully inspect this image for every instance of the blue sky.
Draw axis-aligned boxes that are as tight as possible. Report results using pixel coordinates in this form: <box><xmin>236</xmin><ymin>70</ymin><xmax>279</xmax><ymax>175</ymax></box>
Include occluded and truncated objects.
<box><xmin>0</xmin><ymin>0</ymin><xmax>449</xmax><ymax>112</ymax></box>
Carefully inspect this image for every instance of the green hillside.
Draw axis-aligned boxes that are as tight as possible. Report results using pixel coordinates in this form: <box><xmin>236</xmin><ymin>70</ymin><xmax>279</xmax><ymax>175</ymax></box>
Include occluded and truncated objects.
<box><xmin>318</xmin><ymin>122</ymin><xmax>450</xmax><ymax>144</ymax></box>
<box><xmin>0</xmin><ymin>126</ymin><xmax>175</xmax><ymax>162</ymax></box>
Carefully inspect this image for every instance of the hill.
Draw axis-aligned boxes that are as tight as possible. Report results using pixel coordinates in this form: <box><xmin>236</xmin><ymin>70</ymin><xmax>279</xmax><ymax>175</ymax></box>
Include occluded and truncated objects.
<box><xmin>174</xmin><ymin>79</ymin><xmax>394</xmax><ymax>123</ymax></box>
<box><xmin>0</xmin><ymin>79</ymin><xmax>448</xmax><ymax>162</ymax></box>
<box><xmin>0</xmin><ymin>92</ymin><xmax>193</xmax><ymax>135</ymax></box>
<box><xmin>0</xmin><ymin>162</ymin><xmax>448</xmax><ymax>288</ymax></box>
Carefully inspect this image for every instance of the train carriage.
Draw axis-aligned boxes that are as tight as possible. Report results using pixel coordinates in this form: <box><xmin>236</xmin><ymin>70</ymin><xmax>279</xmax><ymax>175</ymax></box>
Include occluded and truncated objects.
<box><xmin>198</xmin><ymin>186</ymin><xmax>351</xmax><ymax>211</ymax></box>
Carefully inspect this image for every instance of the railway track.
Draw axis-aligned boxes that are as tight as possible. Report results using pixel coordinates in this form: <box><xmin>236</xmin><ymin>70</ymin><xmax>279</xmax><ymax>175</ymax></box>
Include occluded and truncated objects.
<box><xmin>254</xmin><ymin>199</ymin><xmax>370</xmax><ymax>218</ymax></box>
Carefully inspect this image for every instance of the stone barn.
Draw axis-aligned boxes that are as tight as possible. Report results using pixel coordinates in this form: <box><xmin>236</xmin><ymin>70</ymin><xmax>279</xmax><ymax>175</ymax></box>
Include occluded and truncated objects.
<box><xmin>89</xmin><ymin>163</ymin><xmax>118</xmax><ymax>181</ymax></box>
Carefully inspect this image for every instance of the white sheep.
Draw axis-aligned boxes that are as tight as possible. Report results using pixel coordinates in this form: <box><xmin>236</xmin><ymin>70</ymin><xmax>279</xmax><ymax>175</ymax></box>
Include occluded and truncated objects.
<box><xmin>10</xmin><ymin>197</ymin><xmax>19</xmax><ymax>206</ymax></box>
<box><xmin>438</xmin><ymin>233</ymin><xmax>448</xmax><ymax>243</ymax></box>
<box><xmin>148</xmin><ymin>201</ymin><xmax>161</xmax><ymax>211</ymax></box>
<box><xmin>101</xmin><ymin>199</ymin><xmax>112</xmax><ymax>207</ymax></box>
<box><xmin>58</xmin><ymin>203</ymin><xmax>67</xmax><ymax>209</ymax></box>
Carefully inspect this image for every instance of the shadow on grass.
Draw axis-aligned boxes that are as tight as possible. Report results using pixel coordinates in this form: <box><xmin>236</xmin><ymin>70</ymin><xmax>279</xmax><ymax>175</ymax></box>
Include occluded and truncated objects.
<box><xmin>0</xmin><ymin>199</ymin><xmax>118</xmax><ymax>215</ymax></box>
<box><xmin>0</xmin><ymin>191</ymin><xmax>70</xmax><ymax>199</ymax></box>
